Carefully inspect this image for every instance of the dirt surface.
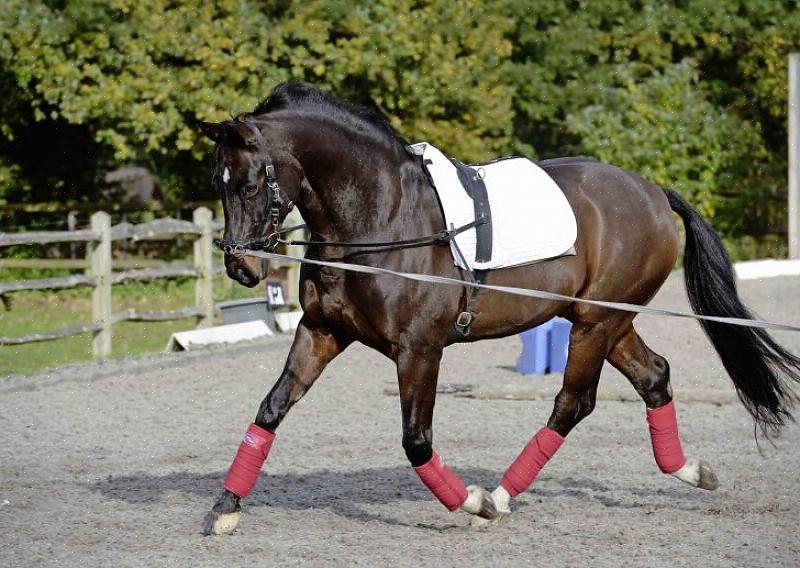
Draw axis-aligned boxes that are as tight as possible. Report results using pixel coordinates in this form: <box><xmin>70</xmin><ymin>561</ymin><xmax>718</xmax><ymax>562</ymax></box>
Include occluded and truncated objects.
<box><xmin>1</xmin><ymin>273</ymin><xmax>799</xmax><ymax>567</ymax></box>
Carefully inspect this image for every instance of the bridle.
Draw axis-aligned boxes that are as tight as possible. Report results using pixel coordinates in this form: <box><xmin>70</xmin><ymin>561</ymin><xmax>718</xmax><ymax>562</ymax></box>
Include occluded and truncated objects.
<box><xmin>260</xmin><ymin>163</ymin><xmax>295</xmax><ymax>250</ymax></box>
<box><xmin>214</xmin><ymin>118</ymin><xmax>299</xmax><ymax>255</ymax></box>
<box><xmin>215</xmin><ymin>160</ymin><xmax>302</xmax><ymax>255</ymax></box>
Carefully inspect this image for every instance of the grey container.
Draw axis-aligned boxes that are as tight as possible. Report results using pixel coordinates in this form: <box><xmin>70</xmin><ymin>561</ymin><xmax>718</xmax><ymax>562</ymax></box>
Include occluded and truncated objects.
<box><xmin>218</xmin><ymin>298</ymin><xmax>276</xmax><ymax>331</ymax></box>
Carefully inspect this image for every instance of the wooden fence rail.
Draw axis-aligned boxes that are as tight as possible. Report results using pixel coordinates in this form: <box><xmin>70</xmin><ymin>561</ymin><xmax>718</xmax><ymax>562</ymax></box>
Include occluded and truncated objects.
<box><xmin>0</xmin><ymin>207</ymin><xmax>222</xmax><ymax>355</ymax></box>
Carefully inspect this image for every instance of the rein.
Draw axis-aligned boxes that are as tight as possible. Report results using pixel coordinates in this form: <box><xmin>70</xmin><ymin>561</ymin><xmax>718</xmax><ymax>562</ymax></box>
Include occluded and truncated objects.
<box><xmin>214</xmin><ymin>136</ymin><xmax>487</xmax><ymax>256</ymax></box>
<box><xmin>212</xmin><ymin>133</ymin><xmax>800</xmax><ymax>333</ymax></box>
<box><xmin>233</xmin><ymin>247</ymin><xmax>800</xmax><ymax>333</ymax></box>
<box><xmin>214</xmin><ymin>219</ymin><xmax>486</xmax><ymax>256</ymax></box>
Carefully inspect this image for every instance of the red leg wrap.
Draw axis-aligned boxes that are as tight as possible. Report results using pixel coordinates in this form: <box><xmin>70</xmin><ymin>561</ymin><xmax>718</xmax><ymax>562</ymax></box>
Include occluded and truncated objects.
<box><xmin>223</xmin><ymin>423</ymin><xmax>275</xmax><ymax>498</ymax></box>
<box><xmin>647</xmin><ymin>401</ymin><xmax>686</xmax><ymax>474</ymax></box>
<box><xmin>413</xmin><ymin>451</ymin><xmax>468</xmax><ymax>511</ymax></box>
<box><xmin>500</xmin><ymin>427</ymin><xmax>564</xmax><ymax>498</ymax></box>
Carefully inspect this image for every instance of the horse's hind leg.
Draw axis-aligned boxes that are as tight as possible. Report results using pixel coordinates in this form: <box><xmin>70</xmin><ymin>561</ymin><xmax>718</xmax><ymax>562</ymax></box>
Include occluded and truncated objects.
<box><xmin>202</xmin><ymin>319</ymin><xmax>349</xmax><ymax>535</ymax></box>
<box><xmin>479</xmin><ymin>321</ymin><xmax>611</xmax><ymax>524</ymax></box>
<box><xmin>607</xmin><ymin>326</ymin><xmax>718</xmax><ymax>490</ymax></box>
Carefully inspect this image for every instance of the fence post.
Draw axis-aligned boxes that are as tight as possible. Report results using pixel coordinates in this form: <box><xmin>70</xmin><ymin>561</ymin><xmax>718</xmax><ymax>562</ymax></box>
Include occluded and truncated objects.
<box><xmin>193</xmin><ymin>206</ymin><xmax>214</xmax><ymax>327</ymax></box>
<box><xmin>215</xmin><ymin>204</ymin><xmax>233</xmax><ymax>296</ymax></box>
<box><xmin>67</xmin><ymin>210</ymin><xmax>77</xmax><ymax>259</ymax></box>
<box><xmin>90</xmin><ymin>211</ymin><xmax>112</xmax><ymax>358</ymax></box>
<box><xmin>283</xmin><ymin>207</ymin><xmax>305</xmax><ymax>306</ymax></box>
<box><xmin>789</xmin><ymin>53</ymin><xmax>799</xmax><ymax>259</ymax></box>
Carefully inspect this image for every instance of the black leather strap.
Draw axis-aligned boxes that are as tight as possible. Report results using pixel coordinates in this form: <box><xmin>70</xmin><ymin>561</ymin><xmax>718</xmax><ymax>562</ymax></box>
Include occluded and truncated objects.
<box><xmin>449</xmin><ymin>159</ymin><xmax>493</xmax><ymax>263</ymax></box>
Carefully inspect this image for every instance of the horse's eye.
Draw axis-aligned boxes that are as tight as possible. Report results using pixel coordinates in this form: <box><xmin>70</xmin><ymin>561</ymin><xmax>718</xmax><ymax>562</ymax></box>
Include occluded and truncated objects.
<box><xmin>243</xmin><ymin>184</ymin><xmax>259</xmax><ymax>197</ymax></box>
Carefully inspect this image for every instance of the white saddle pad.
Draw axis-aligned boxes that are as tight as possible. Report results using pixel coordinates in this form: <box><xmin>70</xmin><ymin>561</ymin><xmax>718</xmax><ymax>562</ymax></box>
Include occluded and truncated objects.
<box><xmin>411</xmin><ymin>142</ymin><xmax>577</xmax><ymax>270</ymax></box>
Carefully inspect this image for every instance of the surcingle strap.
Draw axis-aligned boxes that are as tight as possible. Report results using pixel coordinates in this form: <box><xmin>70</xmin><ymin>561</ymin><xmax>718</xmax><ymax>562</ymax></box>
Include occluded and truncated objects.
<box><xmin>449</xmin><ymin>158</ymin><xmax>493</xmax><ymax>263</ymax></box>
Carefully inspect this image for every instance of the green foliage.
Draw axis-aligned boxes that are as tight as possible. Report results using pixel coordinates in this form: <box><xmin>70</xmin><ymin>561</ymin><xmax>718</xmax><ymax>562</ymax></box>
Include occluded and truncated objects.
<box><xmin>265</xmin><ymin>0</ymin><xmax>515</xmax><ymax>161</ymax></box>
<box><xmin>565</xmin><ymin>59</ymin><xmax>764</xmax><ymax>219</ymax></box>
<box><xmin>1</xmin><ymin>0</ymin><xmax>799</xmax><ymax>250</ymax></box>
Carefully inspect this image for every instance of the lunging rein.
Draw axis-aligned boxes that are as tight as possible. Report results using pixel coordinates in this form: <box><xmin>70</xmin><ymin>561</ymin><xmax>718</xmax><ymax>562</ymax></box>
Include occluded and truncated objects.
<box><xmin>214</xmin><ymin>161</ymin><xmax>800</xmax><ymax>335</ymax></box>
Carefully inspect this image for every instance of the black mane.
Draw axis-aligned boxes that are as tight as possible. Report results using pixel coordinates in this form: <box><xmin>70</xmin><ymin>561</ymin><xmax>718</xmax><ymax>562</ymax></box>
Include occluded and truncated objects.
<box><xmin>253</xmin><ymin>82</ymin><xmax>410</xmax><ymax>151</ymax></box>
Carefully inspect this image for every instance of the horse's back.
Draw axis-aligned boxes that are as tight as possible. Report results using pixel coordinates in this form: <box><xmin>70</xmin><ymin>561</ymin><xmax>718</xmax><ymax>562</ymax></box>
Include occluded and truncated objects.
<box><xmin>539</xmin><ymin>156</ymin><xmax>676</xmax><ymax>237</ymax></box>
<box><xmin>539</xmin><ymin>157</ymin><xmax>670</xmax><ymax>210</ymax></box>
<box><xmin>539</xmin><ymin>157</ymin><xmax>680</xmax><ymax>305</ymax></box>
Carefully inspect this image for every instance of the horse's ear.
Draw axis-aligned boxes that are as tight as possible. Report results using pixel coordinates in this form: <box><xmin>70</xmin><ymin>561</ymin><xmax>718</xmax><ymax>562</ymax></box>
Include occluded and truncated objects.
<box><xmin>198</xmin><ymin>121</ymin><xmax>225</xmax><ymax>143</ymax></box>
<box><xmin>228</xmin><ymin>121</ymin><xmax>260</xmax><ymax>150</ymax></box>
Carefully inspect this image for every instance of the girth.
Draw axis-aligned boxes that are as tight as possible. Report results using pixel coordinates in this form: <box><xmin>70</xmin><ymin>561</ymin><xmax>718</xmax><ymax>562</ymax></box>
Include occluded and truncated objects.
<box><xmin>419</xmin><ymin>154</ymin><xmax>495</xmax><ymax>336</ymax></box>
<box><xmin>447</xmin><ymin>158</ymin><xmax>493</xmax><ymax>335</ymax></box>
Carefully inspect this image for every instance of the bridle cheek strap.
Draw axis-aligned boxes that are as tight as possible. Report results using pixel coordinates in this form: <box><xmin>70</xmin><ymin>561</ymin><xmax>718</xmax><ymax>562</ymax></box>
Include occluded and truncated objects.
<box><xmin>262</xmin><ymin>162</ymin><xmax>294</xmax><ymax>245</ymax></box>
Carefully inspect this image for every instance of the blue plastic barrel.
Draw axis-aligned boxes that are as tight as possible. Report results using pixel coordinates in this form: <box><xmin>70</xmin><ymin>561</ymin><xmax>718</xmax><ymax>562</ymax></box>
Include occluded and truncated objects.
<box><xmin>548</xmin><ymin>318</ymin><xmax>572</xmax><ymax>373</ymax></box>
<box><xmin>515</xmin><ymin>318</ymin><xmax>572</xmax><ymax>375</ymax></box>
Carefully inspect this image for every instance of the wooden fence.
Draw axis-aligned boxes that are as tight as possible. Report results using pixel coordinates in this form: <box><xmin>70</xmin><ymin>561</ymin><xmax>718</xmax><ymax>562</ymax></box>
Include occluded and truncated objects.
<box><xmin>0</xmin><ymin>207</ymin><xmax>301</xmax><ymax>356</ymax></box>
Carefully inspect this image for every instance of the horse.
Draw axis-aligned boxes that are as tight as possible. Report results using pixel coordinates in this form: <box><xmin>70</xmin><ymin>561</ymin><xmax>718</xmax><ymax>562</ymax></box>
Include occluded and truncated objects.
<box><xmin>198</xmin><ymin>82</ymin><xmax>800</xmax><ymax>535</ymax></box>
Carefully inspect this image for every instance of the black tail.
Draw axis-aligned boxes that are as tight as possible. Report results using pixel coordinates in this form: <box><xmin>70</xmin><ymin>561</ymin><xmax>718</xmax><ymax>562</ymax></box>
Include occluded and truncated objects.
<box><xmin>665</xmin><ymin>188</ymin><xmax>800</xmax><ymax>436</ymax></box>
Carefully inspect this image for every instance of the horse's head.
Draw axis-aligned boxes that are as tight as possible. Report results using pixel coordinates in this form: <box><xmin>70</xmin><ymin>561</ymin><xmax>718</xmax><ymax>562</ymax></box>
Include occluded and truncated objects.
<box><xmin>199</xmin><ymin>116</ymin><xmax>294</xmax><ymax>287</ymax></box>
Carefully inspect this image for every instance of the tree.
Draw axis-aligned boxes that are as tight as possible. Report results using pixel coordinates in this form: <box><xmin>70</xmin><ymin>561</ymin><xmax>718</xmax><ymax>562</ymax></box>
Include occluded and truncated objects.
<box><xmin>0</xmin><ymin>0</ymin><xmax>278</xmax><ymax>201</ymax></box>
<box><xmin>565</xmin><ymin>59</ymin><xmax>764</xmax><ymax>219</ymax></box>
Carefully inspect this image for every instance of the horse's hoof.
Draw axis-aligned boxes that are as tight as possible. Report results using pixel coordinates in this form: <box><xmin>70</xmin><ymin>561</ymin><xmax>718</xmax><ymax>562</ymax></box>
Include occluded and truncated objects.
<box><xmin>672</xmin><ymin>457</ymin><xmax>719</xmax><ymax>491</ymax></box>
<box><xmin>470</xmin><ymin>509</ymin><xmax>510</xmax><ymax>528</ymax></box>
<box><xmin>697</xmin><ymin>460</ymin><xmax>719</xmax><ymax>491</ymax></box>
<box><xmin>462</xmin><ymin>485</ymin><xmax>498</xmax><ymax>519</ymax></box>
<box><xmin>202</xmin><ymin>511</ymin><xmax>242</xmax><ymax>536</ymax></box>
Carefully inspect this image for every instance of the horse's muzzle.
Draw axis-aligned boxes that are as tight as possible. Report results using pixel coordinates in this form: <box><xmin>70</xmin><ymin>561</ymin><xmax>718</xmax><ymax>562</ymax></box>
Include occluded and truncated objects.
<box><xmin>224</xmin><ymin>253</ymin><xmax>267</xmax><ymax>288</ymax></box>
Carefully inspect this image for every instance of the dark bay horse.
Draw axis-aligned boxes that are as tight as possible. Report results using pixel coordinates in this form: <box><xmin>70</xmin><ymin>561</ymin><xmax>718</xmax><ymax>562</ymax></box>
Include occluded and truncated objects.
<box><xmin>198</xmin><ymin>82</ymin><xmax>800</xmax><ymax>535</ymax></box>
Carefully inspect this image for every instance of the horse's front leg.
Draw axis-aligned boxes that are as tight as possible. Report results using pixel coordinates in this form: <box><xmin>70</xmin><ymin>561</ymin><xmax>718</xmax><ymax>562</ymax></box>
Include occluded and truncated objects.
<box><xmin>202</xmin><ymin>319</ymin><xmax>348</xmax><ymax>535</ymax></box>
<box><xmin>397</xmin><ymin>344</ymin><xmax>498</xmax><ymax>521</ymax></box>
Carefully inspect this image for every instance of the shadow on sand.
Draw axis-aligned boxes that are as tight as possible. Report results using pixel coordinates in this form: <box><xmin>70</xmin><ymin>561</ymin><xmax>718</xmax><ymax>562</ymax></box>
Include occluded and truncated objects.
<box><xmin>84</xmin><ymin>465</ymin><xmax>718</xmax><ymax>529</ymax></box>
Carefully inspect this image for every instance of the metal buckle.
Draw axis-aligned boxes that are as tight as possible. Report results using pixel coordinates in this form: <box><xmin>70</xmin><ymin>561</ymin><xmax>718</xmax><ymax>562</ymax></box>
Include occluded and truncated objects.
<box><xmin>265</xmin><ymin>232</ymin><xmax>279</xmax><ymax>251</ymax></box>
<box><xmin>456</xmin><ymin>311</ymin><xmax>473</xmax><ymax>329</ymax></box>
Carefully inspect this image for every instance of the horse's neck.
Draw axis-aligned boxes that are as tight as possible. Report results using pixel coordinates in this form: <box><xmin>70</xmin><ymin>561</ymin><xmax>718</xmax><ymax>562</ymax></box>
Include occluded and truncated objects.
<box><xmin>282</xmin><ymin>120</ymin><xmax>440</xmax><ymax>241</ymax></box>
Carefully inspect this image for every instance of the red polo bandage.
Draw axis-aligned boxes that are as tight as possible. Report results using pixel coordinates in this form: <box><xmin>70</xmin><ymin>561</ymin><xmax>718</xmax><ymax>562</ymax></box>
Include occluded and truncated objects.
<box><xmin>501</xmin><ymin>427</ymin><xmax>564</xmax><ymax>497</ymax></box>
<box><xmin>413</xmin><ymin>451</ymin><xmax>468</xmax><ymax>511</ymax></box>
<box><xmin>223</xmin><ymin>423</ymin><xmax>275</xmax><ymax>498</ymax></box>
<box><xmin>646</xmin><ymin>401</ymin><xmax>686</xmax><ymax>474</ymax></box>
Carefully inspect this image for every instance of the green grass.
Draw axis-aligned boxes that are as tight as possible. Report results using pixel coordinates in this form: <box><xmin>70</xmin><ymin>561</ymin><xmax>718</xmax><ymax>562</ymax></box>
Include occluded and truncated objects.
<box><xmin>0</xmin><ymin>276</ymin><xmax>261</xmax><ymax>377</ymax></box>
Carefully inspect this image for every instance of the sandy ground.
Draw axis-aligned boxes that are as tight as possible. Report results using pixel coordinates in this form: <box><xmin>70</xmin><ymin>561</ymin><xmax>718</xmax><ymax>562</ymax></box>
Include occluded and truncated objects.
<box><xmin>1</xmin><ymin>273</ymin><xmax>799</xmax><ymax>567</ymax></box>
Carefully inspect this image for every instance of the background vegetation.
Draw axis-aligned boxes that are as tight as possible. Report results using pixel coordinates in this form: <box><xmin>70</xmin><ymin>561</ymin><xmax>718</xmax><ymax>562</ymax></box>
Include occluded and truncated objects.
<box><xmin>1</xmin><ymin>0</ymin><xmax>799</xmax><ymax>254</ymax></box>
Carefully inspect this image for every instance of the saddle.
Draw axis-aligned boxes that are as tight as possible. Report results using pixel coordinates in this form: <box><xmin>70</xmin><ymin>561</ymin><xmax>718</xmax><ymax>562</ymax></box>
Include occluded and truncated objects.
<box><xmin>411</xmin><ymin>142</ymin><xmax>578</xmax><ymax>333</ymax></box>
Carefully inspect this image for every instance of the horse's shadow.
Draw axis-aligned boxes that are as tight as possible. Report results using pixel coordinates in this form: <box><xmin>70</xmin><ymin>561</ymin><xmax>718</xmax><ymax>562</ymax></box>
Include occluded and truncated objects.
<box><xmin>85</xmin><ymin>465</ymin><xmax>717</xmax><ymax>528</ymax></box>
<box><xmin>86</xmin><ymin>465</ymin><xmax>501</xmax><ymax>530</ymax></box>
